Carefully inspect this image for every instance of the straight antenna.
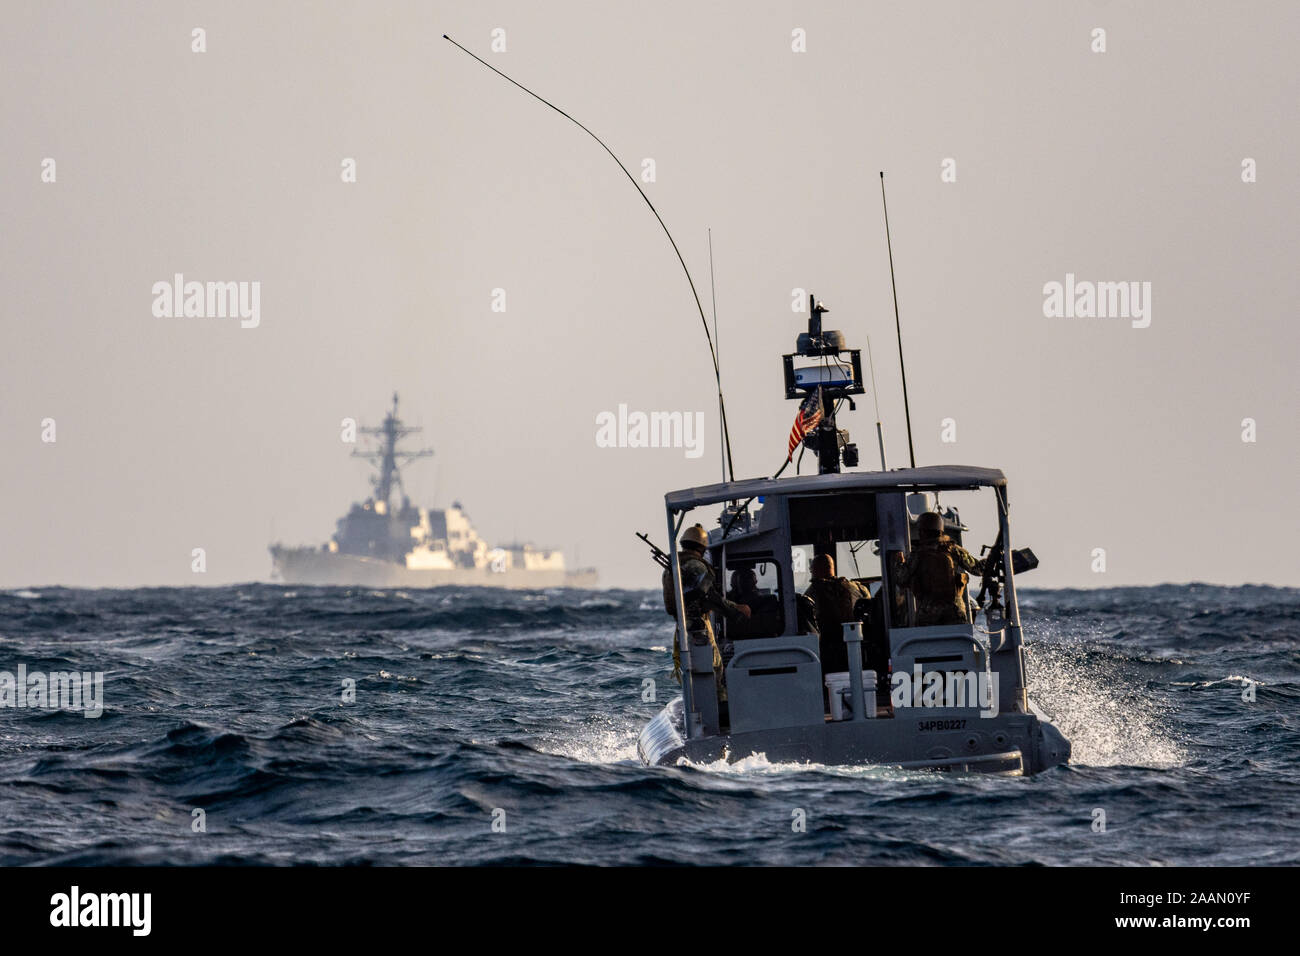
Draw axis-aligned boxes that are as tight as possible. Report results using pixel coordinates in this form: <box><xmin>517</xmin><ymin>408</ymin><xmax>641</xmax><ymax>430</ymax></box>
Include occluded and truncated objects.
<box><xmin>880</xmin><ymin>171</ymin><xmax>916</xmax><ymax>469</ymax></box>
<box><xmin>708</xmin><ymin>228</ymin><xmax>724</xmax><ymax>483</ymax></box>
<box><xmin>865</xmin><ymin>336</ymin><xmax>888</xmax><ymax>470</ymax></box>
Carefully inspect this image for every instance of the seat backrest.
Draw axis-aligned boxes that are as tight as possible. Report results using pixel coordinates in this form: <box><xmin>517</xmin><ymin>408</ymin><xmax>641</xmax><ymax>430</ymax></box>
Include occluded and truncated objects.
<box><xmin>888</xmin><ymin>624</ymin><xmax>988</xmax><ymax>707</ymax></box>
<box><xmin>889</xmin><ymin>624</ymin><xmax>986</xmax><ymax>671</ymax></box>
<box><xmin>725</xmin><ymin>634</ymin><xmax>825</xmax><ymax>734</ymax></box>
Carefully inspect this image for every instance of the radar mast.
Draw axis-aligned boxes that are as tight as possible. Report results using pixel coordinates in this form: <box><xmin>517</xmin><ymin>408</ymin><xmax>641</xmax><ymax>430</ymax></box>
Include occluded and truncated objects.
<box><xmin>351</xmin><ymin>392</ymin><xmax>434</xmax><ymax>510</ymax></box>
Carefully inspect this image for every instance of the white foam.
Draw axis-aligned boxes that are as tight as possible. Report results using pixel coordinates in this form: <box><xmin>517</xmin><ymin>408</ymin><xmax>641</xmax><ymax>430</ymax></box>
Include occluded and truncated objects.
<box><xmin>1170</xmin><ymin>675</ymin><xmax>1257</xmax><ymax>688</ymax></box>
<box><xmin>676</xmin><ymin>749</ymin><xmax>939</xmax><ymax>783</ymax></box>
<box><xmin>1027</xmin><ymin>638</ymin><xmax>1186</xmax><ymax>768</ymax></box>
<box><xmin>536</xmin><ymin>716</ymin><xmax>641</xmax><ymax>764</ymax></box>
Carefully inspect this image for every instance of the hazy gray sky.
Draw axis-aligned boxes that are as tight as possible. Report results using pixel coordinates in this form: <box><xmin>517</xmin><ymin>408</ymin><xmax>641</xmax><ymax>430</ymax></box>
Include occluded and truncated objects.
<box><xmin>2</xmin><ymin>1</ymin><xmax>1296</xmax><ymax>589</ymax></box>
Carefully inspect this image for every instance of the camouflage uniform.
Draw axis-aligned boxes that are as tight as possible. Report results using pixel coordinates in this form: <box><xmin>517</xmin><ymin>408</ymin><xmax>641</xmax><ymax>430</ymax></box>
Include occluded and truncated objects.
<box><xmin>891</xmin><ymin>536</ymin><xmax>985</xmax><ymax>625</ymax></box>
<box><xmin>662</xmin><ymin>551</ymin><xmax>747</xmax><ymax>686</ymax></box>
<box><xmin>805</xmin><ymin>575</ymin><xmax>871</xmax><ymax>672</ymax></box>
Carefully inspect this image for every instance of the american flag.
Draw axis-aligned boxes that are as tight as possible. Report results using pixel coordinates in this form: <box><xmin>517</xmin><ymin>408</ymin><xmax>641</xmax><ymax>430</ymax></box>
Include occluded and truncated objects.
<box><xmin>787</xmin><ymin>389</ymin><xmax>823</xmax><ymax>460</ymax></box>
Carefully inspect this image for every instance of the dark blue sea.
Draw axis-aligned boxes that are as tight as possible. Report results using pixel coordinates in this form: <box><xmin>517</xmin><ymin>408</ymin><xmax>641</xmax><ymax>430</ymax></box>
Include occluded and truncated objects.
<box><xmin>0</xmin><ymin>584</ymin><xmax>1295</xmax><ymax>866</ymax></box>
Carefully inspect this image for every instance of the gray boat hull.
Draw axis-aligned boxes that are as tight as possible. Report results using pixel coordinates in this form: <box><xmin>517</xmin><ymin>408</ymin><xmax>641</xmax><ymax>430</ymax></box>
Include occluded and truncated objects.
<box><xmin>637</xmin><ymin>696</ymin><xmax>1070</xmax><ymax>775</ymax></box>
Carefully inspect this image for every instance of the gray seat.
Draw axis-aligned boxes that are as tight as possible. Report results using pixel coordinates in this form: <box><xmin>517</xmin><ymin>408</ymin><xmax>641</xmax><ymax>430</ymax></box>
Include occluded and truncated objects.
<box><xmin>888</xmin><ymin>624</ymin><xmax>988</xmax><ymax>708</ymax></box>
<box><xmin>889</xmin><ymin>624</ymin><xmax>986</xmax><ymax>673</ymax></box>
<box><xmin>725</xmin><ymin>634</ymin><xmax>824</xmax><ymax>734</ymax></box>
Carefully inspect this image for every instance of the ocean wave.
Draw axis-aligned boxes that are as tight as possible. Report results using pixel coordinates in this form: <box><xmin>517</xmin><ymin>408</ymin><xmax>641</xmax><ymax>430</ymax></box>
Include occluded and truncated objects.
<box><xmin>0</xmin><ymin>583</ymin><xmax>1293</xmax><ymax>865</ymax></box>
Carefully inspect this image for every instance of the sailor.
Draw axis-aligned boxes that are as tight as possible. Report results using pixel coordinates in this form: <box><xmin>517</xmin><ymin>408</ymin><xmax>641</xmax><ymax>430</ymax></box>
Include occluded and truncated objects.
<box><xmin>662</xmin><ymin>524</ymin><xmax>751</xmax><ymax>684</ymax></box>
<box><xmin>804</xmin><ymin>553</ymin><xmax>871</xmax><ymax>673</ymax></box>
<box><xmin>890</xmin><ymin>511</ymin><xmax>987</xmax><ymax>625</ymax></box>
<box><xmin>726</xmin><ymin>567</ymin><xmax>784</xmax><ymax>640</ymax></box>
<box><xmin>725</xmin><ymin>567</ymin><xmax>760</xmax><ymax>605</ymax></box>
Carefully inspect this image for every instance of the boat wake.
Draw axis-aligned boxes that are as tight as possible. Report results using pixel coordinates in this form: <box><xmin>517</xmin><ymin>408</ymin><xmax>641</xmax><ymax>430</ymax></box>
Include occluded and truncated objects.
<box><xmin>1028</xmin><ymin>638</ymin><xmax>1186</xmax><ymax>769</ymax></box>
<box><xmin>533</xmin><ymin>716</ymin><xmax>641</xmax><ymax>765</ymax></box>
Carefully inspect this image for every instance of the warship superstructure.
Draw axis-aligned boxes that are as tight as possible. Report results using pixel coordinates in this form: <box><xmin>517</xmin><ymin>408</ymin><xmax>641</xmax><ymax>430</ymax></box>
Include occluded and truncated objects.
<box><xmin>270</xmin><ymin>395</ymin><xmax>597</xmax><ymax>589</ymax></box>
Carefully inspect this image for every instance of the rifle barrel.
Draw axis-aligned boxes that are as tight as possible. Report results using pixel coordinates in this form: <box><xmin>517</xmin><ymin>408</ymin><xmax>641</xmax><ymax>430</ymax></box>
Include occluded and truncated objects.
<box><xmin>636</xmin><ymin>532</ymin><xmax>671</xmax><ymax>569</ymax></box>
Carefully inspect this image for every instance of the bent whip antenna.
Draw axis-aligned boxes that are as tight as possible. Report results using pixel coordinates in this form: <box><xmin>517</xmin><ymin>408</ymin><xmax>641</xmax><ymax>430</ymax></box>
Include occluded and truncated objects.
<box><xmin>443</xmin><ymin>34</ymin><xmax>737</xmax><ymax>483</ymax></box>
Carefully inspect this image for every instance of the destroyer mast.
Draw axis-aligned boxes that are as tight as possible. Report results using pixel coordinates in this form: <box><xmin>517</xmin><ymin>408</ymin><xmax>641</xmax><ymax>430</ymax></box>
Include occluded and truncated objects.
<box><xmin>351</xmin><ymin>393</ymin><xmax>433</xmax><ymax>512</ymax></box>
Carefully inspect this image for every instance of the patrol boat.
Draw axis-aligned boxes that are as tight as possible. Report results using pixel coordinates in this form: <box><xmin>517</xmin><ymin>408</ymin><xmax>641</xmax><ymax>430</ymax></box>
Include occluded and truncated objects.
<box><xmin>637</xmin><ymin>298</ymin><xmax>1070</xmax><ymax>774</ymax></box>
<box><xmin>269</xmin><ymin>395</ymin><xmax>597</xmax><ymax>589</ymax></box>
<box><xmin>438</xmin><ymin>36</ymin><xmax>1065</xmax><ymax>769</ymax></box>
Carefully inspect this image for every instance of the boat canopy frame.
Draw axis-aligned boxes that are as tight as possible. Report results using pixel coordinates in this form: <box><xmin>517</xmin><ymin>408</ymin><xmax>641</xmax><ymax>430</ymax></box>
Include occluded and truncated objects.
<box><xmin>663</xmin><ymin>465</ymin><xmax>1023</xmax><ymax>737</ymax></box>
<box><xmin>664</xmin><ymin>465</ymin><xmax>1006</xmax><ymax>512</ymax></box>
